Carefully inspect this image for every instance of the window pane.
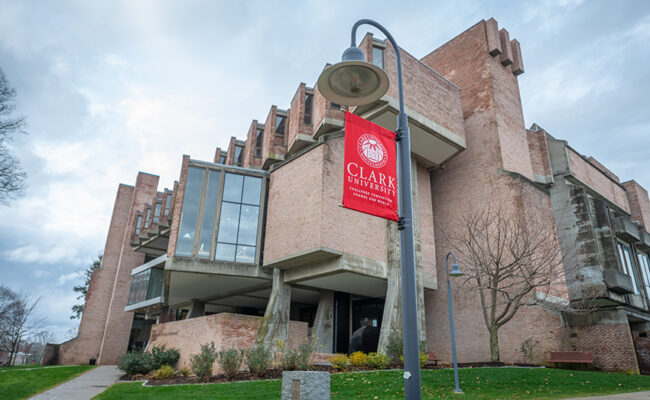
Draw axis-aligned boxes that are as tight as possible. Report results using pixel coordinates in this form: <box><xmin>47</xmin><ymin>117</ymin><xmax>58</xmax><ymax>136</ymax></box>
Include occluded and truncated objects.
<box><xmin>223</xmin><ymin>173</ymin><xmax>244</xmax><ymax>203</ymax></box>
<box><xmin>304</xmin><ymin>94</ymin><xmax>313</xmax><ymax>124</ymax></box>
<box><xmin>236</xmin><ymin>245</ymin><xmax>256</xmax><ymax>263</ymax></box>
<box><xmin>176</xmin><ymin>167</ymin><xmax>205</xmax><ymax>257</ymax></box>
<box><xmin>622</xmin><ymin>244</ymin><xmax>640</xmax><ymax>294</ymax></box>
<box><xmin>197</xmin><ymin>170</ymin><xmax>220</xmax><ymax>258</ymax></box>
<box><xmin>242</xmin><ymin>176</ymin><xmax>262</xmax><ymax>205</ymax></box>
<box><xmin>144</xmin><ymin>207</ymin><xmax>151</xmax><ymax>228</ymax></box>
<box><xmin>372</xmin><ymin>46</ymin><xmax>384</xmax><ymax>69</ymax></box>
<box><xmin>165</xmin><ymin>193</ymin><xmax>172</xmax><ymax>216</ymax></box>
<box><xmin>219</xmin><ymin>155</ymin><xmax>227</xmax><ymax>164</ymax></box>
<box><xmin>147</xmin><ymin>269</ymin><xmax>164</xmax><ymax>300</ymax></box>
<box><xmin>215</xmin><ymin>243</ymin><xmax>236</xmax><ymax>261</ymax></box>
<box><xmin>237</xmin><ymin>205</ymin><xmax>259</xmax><ymax>246</ymax></box>
<box><xmin>235</xmin><ymin>146</ymin><xmax>244</xmax><ymax>166</ymax></box>
<box><xmin>153</xmin><ymin>203</ymin><xmax>161</xmax><ymax>224</ymax></box>
<box><xmin>135</xmin><ymin>215</ymin><xmax>142</xmax><ymax>235</ymax></box>
<box><xmin>128</xmin><ymin>269</ymin><xmax>151</xmax><ymax>305</ymax></box>
<box><xmin>217</xmin><ymin>202</ymin><xmax>240</xmax><ymax>244</ymax></box>
<box><xmin>275</xmin><ymin>115</ymin><xmax>286</xmax><ymax>133</ymax></box>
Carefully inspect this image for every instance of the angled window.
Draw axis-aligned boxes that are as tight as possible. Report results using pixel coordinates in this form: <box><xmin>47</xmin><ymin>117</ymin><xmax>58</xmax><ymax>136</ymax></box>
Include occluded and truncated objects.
<box><xmin>255</xmin><ymin>128</ymin><xmax>264</xmax><ymax>158</ymax></box>
<box><xmin>219</xmin><ymin>154</ymin><xmax>227</xmax><ymax>164</ymax></box>
<box><xmin>135</xmin><ymin>214</ymin><xmax>143</xmax><ymax>235</ymax></box>
<box><xmin>164</xmin><ymin>193</ymin><xmax>172</xmax><ymax>216</ymax></box>
<box><xmin>274</xmin><ymin>115</ymin><xmax>286</xmax><ymax>145</ymax></box>
<box><xmin>372</xmin><ymin>46</ymin><xmax>384</xmax><ymax>69</ymax></box>
<box><xmin>216</xmin><ymin>174</ymin><xmax>262</xmax><ymax>263</ymax></box>
<box><xmin>128</xmin><ymin>268</ymin><xmax>164</xmax><ymax>305</ymax></box>
<box><xmin>638</xmin><ymin>251</ymin><xmax>650</xmax><ymax>298</ymax></box>
<box><xmin>153</xmin><ymin>202</ymin><xmax>161</xmax><ymax>224</ymax></box>
<box><xmin>144</xmin><ymin>207</ymin><xmax>151</xmax><ymax>229</ymax></box>
<box><xmin>304</xmin><ymin>94</ymin><xmax>313</xmax><ymax>125</ymax></box>
<box><xmin>176</xmin><ymin>167</ymin><xmax>205</xmax><ymax>257</ymax></box>
<box><xmin>235</xmin><ymin>145</ymin><xmax>244</xmax><ymax>166</ymax></box>
<box><xmin>174</xmin><ymin>163</ymin><xmax>266</xmax><ymax>264</ymax></box>
<box><xmin>617</xmin><ymin>241</ymin><xmax>641</xmax><ymax>294</ymax></box>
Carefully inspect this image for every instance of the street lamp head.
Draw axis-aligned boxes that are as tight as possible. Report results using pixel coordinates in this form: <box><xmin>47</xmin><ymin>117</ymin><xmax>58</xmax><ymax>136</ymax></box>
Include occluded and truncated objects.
<box><xmin>316</xmin><ymin>46</ymin><xmax>389</xmax><ymax>106</ymax></box>
<box><xmin>449</xmin><ymin>263</ymin><xmax>463</xmax><ymax>277</ymax></box>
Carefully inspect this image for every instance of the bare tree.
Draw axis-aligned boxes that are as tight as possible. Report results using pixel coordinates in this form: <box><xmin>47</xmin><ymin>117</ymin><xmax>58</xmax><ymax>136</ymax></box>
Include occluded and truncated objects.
<box><xmin>0</xmin><ymin>67</ymin><xmax>26</xmax><ymax>205</ymax></box>
<box><xmin>0</xmin><ymin>286</ymin><xmax>45</xmax><ymax>365</ymax></box>
<box><xmin>447</xmin><ymin>199</ymin><xmax>572</xmax><ymax>362</ymax></box>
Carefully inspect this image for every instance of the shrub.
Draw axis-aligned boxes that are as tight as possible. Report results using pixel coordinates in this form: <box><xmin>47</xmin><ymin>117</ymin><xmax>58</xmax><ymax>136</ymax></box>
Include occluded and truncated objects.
<box><xmin>349</xmin><ymin>351</ymin><xmax>368</xmax><ymax>368</ymax></box>
<box><xmin>328</xmin><ymin>353</ymin><xmax>349</xmax><ymax>371</ymax></box>
<box><xmin>191</xmin><ymin>342</ymin><xmax>218</xmax><ymax>382</ymax></box>
<box><xmin>153</xmin><ymin>365</ymin><xmax>175</xmax><ymax>380</ymax></box>
<box><xmin>386</xmin><ymin>330</ymin><xmax>403</xmax><ymax>364</ymax></box>
<box><xmin>400</xmin><ymin>351</ymin><xmax>428</xmax><ymax>368</ymax></box>
<box><xmin>367</xmin><ymin>352</ymin><xmax>389</xmax><ymax>369</ymax></box>
<box><xmin>520</xmin><ymin>338</ymin><xmax>536</xmax><ymax>362</ymax></box>
<box><xmin>218</xmin><ymin>348</ymin><xmax>245</xmax><ymax>379</ymax></box>
<box><xmin>245</xmin><ymin>345</ymin><xmax>273</xmax><ymax>378</ymax></box>
<box><xmin>149</xmin><ymin>345</ymin><xmax>180</xmax><ymax>370</ymax></box>
<box><xmin>118</xmin><ymin>350</ymin><xmax>151</xmax><ymax>376</ymax></box>
<box><xmin>178</xmin><ymin>367</ymin><xmax>191</xmax><ymax>377</ymax></box>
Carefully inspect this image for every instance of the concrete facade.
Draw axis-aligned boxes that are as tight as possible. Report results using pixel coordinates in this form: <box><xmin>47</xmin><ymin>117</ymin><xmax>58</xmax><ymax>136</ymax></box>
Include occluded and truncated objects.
<box><xmin>55</xmin><ymin>18</ymin><xmax>650</xmax><ymax>375</ymax></box>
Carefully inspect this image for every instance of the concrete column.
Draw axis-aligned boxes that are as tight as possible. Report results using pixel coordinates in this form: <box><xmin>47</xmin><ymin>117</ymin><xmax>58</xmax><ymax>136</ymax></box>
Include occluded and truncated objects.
<box><xmin>312</xmin><ymin>290</ymin><xmax>334</xmax><ymax>353</ymax></box>
<box><xmin>187</xmin><ymin>299</ymin><xmax>205</xmax><ymax>319</ymax></box>
<box><xmin>378</xmin><ymin>158</ymin><xmax>427</xmax><ymax>352</ymax></box>
<box><xmin>256</xmin><ymin>269</ymin><xmax>292</xmax><ymax>352</ymax></box>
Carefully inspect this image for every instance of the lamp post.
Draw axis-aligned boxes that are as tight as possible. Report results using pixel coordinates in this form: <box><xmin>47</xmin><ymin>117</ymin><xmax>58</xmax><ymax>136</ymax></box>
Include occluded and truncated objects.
<box><xmin>445</xmin><ymin>251</ymin><xmax>464</xmax><ymax>394</ymax></box>
<box><xmin>317</xmin><ymin>19</ymin><xmax>422</xmax><ymax>400</ymax></box>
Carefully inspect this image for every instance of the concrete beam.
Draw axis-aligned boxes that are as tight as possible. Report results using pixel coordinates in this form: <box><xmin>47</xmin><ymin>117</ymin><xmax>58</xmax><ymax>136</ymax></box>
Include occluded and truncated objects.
<box><xmin>255</xmin><ymin>269</ymin><xmax>291</xmax><ymax>352</ymax></box>
<box><xmin>312</xmin><ymin>290</ymin><xmax>334</xmax><ymax>353</ymax></box>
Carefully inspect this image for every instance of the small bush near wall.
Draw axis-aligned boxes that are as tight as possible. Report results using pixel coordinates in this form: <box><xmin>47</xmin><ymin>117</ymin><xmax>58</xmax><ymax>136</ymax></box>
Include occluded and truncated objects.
<box><xmin>328</xmin><ymin>354</ymin><xmax>349</xmax><ymax>371</ymax></box>
<box><xmin>386</xmin><ymin>330</ymin><xmax>403</xmax><ymax>364</ymax></box>
<box><xmin>245</xmin><ymin>345</ymin><xmax>273</xmax><ymax>378</ymax></box>
<box><xmin>118</xmin><ymin>351</ymin><xmax>152</xmax><ymax>376</ymax></box>
<box><xmin>218</xmin><ymin>349</ymin><xmax>245</xmax><ymax>380</ymax></box>
<box><xmin>153</xmin><ymin>365</ymin><xmax>175</xmax><ymax>380</ymax></box>
<box><xmin>149</xmin><ymin>345</ymin><xmax>180</xmax><ymax>370</ymax></box>
<box><xmin>277</xmin><ymin>340</ymin><xmax>315</xmax><ymax>371</ymax></box>
<box><xmin>191</xmin><ymin>342</ymin><xmax>218</xmax><ymax>382</ymax></box>
<box><xmin>367</xmin><ymin>352</ymin><xmax>390</xmax><ymax>369</ymax></box>
<box><xmin>350</xmin><ymin>351</ymin><xmax>368</xmax><ymax>368</ymax></box>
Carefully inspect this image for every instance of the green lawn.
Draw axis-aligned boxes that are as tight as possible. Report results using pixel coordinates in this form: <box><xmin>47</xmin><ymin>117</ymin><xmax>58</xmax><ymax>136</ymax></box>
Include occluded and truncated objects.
<box><xmin>0</xmin><ymin>364</ymin><xmax>96</xmax><ymax>400</ymax></box>
<box><xmin>93</xmin><ymin>367</ymin><xmax>650</xmax><ymax>400</ymax></box>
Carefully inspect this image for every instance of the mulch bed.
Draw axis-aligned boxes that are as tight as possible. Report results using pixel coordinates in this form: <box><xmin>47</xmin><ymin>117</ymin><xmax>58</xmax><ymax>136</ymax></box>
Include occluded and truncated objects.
<box><xmin>121</xmin><ymin>361</ymin><xmax>539</xmax><ymax>385</ymax></box>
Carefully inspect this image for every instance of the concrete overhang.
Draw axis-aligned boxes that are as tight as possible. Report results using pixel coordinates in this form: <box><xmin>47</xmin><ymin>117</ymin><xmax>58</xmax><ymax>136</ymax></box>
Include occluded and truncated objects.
<box><xmin>165</xmin><ymin>256</ymin><xmax>272</xmax><ymax>280</ymax></box>
<box><xmin>637</xmin><ymin>229</ymin><xmax>650</xmax><ymax>252</ymax></box>
<box><xmin>287</xmin><ymin>134</ymin><xmax>317</xmax><ymax>157</ymax></box>
<box><xmin>264</xmin><ymin>247</ymin><xmax>342</xmax><ymax>270</ymax></box>
<box><xmin>354</xmin><ymin>95</ymin><xmax>466</xmax><ymax>169</ymax></box>
<box><xmin>262</xmin><ymin>152</ymin><xmax>285</xmax><ymax>170</ymax></box>
<box><xmin>132</xmin><ymin>254</ymin><xmax>167</xmax><ymax>275</ymax></box>
<box><xmin>124</xmin><ymin>296</ymin><xmax>163</xmax><ymax>313</ymax></box>
<box><xmin>165</xmin><ymin>270</ymin><xmax>270</xmax><ymax>307</ymax></box>
<box><xmin>133</xmin><ymin>228</ymin><xmax>170</xmax><ymax>256</ymax></box>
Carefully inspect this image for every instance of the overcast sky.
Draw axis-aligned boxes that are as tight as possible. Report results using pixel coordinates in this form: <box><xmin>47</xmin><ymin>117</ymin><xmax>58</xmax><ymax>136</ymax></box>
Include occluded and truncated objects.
<box><xmin>0</xmin><ymin>0</ymin><xmax>648</xmax><ymax>342</ymax></box>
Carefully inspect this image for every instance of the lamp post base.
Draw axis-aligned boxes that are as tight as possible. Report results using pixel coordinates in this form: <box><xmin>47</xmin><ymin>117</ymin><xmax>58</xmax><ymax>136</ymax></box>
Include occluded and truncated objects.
<box><xmin>452</xmin><ymin>388</ymin><xmax>464</xmax><ymax>394</ymax></box>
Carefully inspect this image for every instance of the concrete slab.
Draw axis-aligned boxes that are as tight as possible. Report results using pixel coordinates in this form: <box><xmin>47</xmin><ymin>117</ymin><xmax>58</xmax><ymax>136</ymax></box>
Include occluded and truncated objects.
<box><xmin>566</xmin><ymin>391</ymin><xmax>650</xmax><ymax>400</ymax></box>
<box><xmin>29</xmin><ymin>365</ymin><xmax>122</xmax><ymax>400</ymax></box>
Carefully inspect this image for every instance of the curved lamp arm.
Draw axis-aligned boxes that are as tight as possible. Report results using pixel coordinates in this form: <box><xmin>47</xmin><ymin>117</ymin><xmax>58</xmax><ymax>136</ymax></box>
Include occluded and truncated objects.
<box><xmin>350</xmin><ymin>19</ymin><xmax>405</xmax><ymax>116</ymax></box>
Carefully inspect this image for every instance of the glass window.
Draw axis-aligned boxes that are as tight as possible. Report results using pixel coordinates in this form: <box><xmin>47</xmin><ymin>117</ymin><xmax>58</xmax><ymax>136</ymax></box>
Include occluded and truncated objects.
<box><xmin>638</xmin><ymin>251</ymin><xmax>650</xmax><ymax>293</ymax></box>
<box><xmin>153</xmin><ymin>203</ymin><xmax>161</xmax><ymax>224</ymax></box>
<box><xmin>147</xmin><ymin>269</ymin><xmax>164</xmax><ymax>300</ymax></box>
<box><xmin>164</xmin><ymin>193</ymin><xmax>172</xmax><ymax>216</ymax></box>
<box><xmin>617</xmin><ymin>241</ymin><xmax>641</xmax><ymax>294</ymax></box>
<box><xmin>215</xmin><ymin>173</ymin><xmax>262</xmax><ymax>263</ymax></box>
<box><xmin>372</xmin><ymin>46</ymin><xmax>384</xmax><ymax>69</ymax></box>
<box><xmin>176</xmin><ymin>167</ymin><xmax>205</xmax><ymax>257</ymax></box>
<box><xmin>330</xmin><ymin>102</ymin><xmax>341</xmax><ymax>110</ymax></box>
<box><xmin>219</xmin><ymin>155</ymin><xmax>227</xmax><ymax>164</ymax></box>
<box><xmin>255</xmin><ymin>128</ymin><xmax>264</xmax><ymax>158</ymax></box>
<box><xmin>197</xmin><ymin>170</ymin><xmax>220</xmax><ymax>258</ymax></box>
<box><xmin>144</xmin><ymin>207</ymin><xmax>151</xmax><ymax>229</ymax></box>
<box><xmin>135</xmin><ymin>215</ymin><xmax>142</xmax><ymax>235</ymax></box>
<box><xmin>304</xmin><ymin>94</ymin><xmax>313</xmax><ymax>125</ymax></box>
<box><xmin>275</xmin><ymin>115</ymin><xmax>286</xmax><ymax>145</ymax></box>
<box><xmin>234</xmin><ymin>145</ymin><xmax>244</xmax><ymax>166</ymax></box>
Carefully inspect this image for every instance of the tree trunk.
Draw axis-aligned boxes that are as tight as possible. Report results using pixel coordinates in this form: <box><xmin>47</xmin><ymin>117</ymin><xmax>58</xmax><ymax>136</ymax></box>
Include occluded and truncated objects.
<box><xmin>489</xmin><ymin>326</ymin><xmax>500</xmax><ymax>362</ymax></box>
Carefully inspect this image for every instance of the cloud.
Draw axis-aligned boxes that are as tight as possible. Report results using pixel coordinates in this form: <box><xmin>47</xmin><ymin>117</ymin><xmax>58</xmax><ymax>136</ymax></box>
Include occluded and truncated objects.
<box><xmin>56</xmin><ymin>270</ymin><xmax>84</xmax><ymax>286</ymax></box>
<box><xmin>3</xmin><ymin>244</ymin><xmax>82</xmax><ymax>265</ymax></box>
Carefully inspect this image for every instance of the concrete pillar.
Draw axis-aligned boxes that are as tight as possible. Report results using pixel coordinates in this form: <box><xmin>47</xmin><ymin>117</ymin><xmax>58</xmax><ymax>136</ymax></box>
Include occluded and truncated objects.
<box><xmin>256</xmin><ymin>269</ymin><xmax>291</xmax><ymax>352</ymax></box>
<box><xmin>312</xmin><ymin>290</ymin><xmax>334</xmax><ymax>353</ymax></box>
<box><xmin>187</xmin><ymin>299</ymin><xmax>205</xmax><ymax>319</ymax></box>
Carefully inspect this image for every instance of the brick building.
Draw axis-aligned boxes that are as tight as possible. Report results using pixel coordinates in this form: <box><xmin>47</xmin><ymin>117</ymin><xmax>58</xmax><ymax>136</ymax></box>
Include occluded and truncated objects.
<box><xmin>52</xmin><ymin>19</ymin><xmax>650</xmax><ymax>373</ymax></box>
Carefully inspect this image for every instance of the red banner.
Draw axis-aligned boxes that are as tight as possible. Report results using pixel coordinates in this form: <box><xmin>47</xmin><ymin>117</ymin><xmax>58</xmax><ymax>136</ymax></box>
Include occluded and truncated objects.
<box><xmin>342</xmin><ymin>112</ymin><xmax>398</xmax><ymax>221</ymax></box>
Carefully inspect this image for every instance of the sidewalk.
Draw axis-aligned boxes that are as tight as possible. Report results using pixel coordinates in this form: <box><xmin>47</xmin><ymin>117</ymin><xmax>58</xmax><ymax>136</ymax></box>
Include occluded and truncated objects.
<box><xmin>29</xmin><ymin>365</ymin><xmax>122</xmax><ymax>400</ymax></box>
<box><xmin>567</xmin><ymin>392</ymin><xmax>650</xmax><ymax>400</ymax></box>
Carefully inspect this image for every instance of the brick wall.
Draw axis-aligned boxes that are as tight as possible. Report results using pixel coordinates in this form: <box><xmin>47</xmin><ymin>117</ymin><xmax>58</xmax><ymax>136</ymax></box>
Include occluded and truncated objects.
<box><xmin>623</xmin><ymin>180</ymin><xmax>650</xmax><ymax>228</ymax></box>
<box><xmin>59</xmin><ymin>184</ymin><xmax>135</xmax><ymax>365</ymax></box>
<box><xmin>146</xmin><ymin>313</ymin><xmax>308</xmax><ymax>370</ymax></box>
<box><xmin>567</xmin><ymin>148</ymin><xmax>630</xmax><ymax>213</ymax></box>
<box><xmin>559</xmin><ymin>324</ymin><xmax>639</xmax><ymax>372</ymax></box>
<box><xmin>97</xmin><ymin>172</ymin><xmax>159</xmax><ymax>364</ymax></box>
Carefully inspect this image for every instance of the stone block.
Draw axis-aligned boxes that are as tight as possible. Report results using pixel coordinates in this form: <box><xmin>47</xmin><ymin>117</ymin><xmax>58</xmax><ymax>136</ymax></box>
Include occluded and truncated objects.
<box><xmin>281</xmin><ymin>371</ymin><xmax>330</xmax><ymax>400</ymax></box>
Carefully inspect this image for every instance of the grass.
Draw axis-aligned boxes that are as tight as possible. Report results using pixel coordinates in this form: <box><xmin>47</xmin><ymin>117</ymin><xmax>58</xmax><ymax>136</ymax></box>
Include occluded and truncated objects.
<box><xmin>93</xmin><ymin>367</ymin><xmax>650</xmax><ymax>400</ymax></box>
<box><xmin>0</xmin><ymin>364</ymin><xmax>96</xmax><ymax>400</ymax></box>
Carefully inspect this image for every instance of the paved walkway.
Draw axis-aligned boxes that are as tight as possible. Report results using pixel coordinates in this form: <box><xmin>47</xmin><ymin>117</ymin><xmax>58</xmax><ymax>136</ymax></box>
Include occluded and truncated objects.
<box><xmin>29</xmin><ymin>365</ymin><xmax>122</xmax><ymax>400</ymax></box>
<box><xmin>567</xmin><ymin>392</ymin><xmax>650</xmax><ymax>400</ymax></box>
